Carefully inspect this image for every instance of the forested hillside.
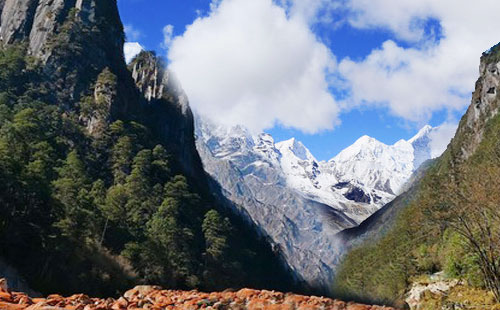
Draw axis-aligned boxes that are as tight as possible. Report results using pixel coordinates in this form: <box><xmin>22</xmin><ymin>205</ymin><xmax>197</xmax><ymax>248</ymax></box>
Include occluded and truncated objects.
<box><xmin>334</xmin><ymin>43</ymin><xmax>500</xmax><ymax>307</ymax></box>
<box><xmin>0</xmin><ymin>0</ymin><xmax>297</xmax><ymax>297</ymax></box>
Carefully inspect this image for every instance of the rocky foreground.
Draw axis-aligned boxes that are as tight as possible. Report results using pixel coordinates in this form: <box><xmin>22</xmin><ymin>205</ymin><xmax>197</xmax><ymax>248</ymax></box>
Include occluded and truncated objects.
<box><xmin>0</xmin><ymin>279</ymin><xmax>397</xmax><ymax>310</ymax></box>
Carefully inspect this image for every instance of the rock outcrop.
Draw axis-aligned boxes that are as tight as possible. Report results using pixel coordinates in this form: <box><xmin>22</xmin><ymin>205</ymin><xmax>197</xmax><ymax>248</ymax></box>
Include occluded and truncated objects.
<box><xmin>128</xmin><ymin>51</ymin><xmax>204</xmax><ymax>180</ymax></box>
<box><xmin>451</xmin><ymin>45</ymin><xmax>500</xmax><ymax>161</ymax></box>
<box><xmin>0</xmin><ymin>0</ymin><xmax>140</xmax><ymax>119</ymax></box>
<box><xmin>0</xmin><ymin>279</ymin><xmax>398</xmax><ymax>310</ymax></box>
<box><xmin>405</xmin><ymin>273</ymin><xmax>460</xmax><ymax>310</ymax></box>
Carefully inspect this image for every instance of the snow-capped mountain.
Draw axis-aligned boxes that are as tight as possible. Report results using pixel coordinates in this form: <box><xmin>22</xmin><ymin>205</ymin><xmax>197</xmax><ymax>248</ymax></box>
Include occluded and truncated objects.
<box><xmin>274</xmin><ymin>125</ymin><xmax>436</xmax><ymax>223</ymax></box>
<box><xmin>195</xmin><ymin>114</ymin><xmax>437</xmax><ymax>291</ymax></box>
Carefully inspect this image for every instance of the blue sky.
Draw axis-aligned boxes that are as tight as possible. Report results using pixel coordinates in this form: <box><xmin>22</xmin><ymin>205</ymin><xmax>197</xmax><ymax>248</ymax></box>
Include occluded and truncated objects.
<box><xmin>118</xmin><ymin>0</ymin><xmax>499</xmax><ymax>160</ymax></box>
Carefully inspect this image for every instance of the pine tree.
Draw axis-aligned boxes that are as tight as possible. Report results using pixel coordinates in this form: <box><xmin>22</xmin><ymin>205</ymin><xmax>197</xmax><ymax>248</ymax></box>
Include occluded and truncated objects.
<box><xmin>111</xmin><ymin>136</ymin><xmax>134</xmax><ymax>184</ymax></box>
<box><xmin>52</xmin><ymin>150</ymin><xmax>93</xmax><ymax>240</ymax></box>
<box><xmin>146</xmin><ymin>175</ymin><xmax>201</xmax><ymax>288</ymax></box>
<box><xmin>125</xmin><ymin>149</ymin><xmax>154</xmax><ymax>230</ymax></box>
<box><xmin>202</xmin><ymin>209</ymin><xmax>233</xmax><ymax>288</ymax></box>
<box><xmin>202</xmin><ymin>210</ymin><xmax>230</xmax><ymax>261</ymax></box>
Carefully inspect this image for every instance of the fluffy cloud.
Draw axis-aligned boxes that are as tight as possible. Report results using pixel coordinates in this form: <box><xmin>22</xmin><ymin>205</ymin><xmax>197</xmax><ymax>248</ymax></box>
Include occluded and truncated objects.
<box><xmin>167</xmin><ymin>0</ymin><xmax>339</xmax><ymax>133</ymax></box>
<box><xmin>338</xmin><ymin>0</ymin><xmax>500</xmax><ymax>122</ymax></box>
<box><xmin>162</xmin><ymin>25</ymin><xmax>174</xmax><ymax>49</ymax></box>
<box><xmin>278</xmin><ymin>0</ymin><xmax>341</xmax><ymax>24</ymax></box>
<box><xmin>164</xmin><ymin>0</ymin><xmax>497</xmax><ymax>158</ymax></box>
<box><xmin>124</xmin><ymin>42</ymin><xmax>144</xmax><ymax>63</ymax></box>
<box><xmin>429</xmin><ymin>122</ymin><xmax>457</xmax><ymax>158</ymax></box>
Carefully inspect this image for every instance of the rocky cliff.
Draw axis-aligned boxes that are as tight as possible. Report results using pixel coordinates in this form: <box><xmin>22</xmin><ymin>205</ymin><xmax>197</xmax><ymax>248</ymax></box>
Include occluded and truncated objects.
<box><xmin>0</xmin><ymin>0</ymin><xmax>204</xmax><ymax>180</ymax></box>
<box><xmin>0</xmin><ymin>0</ymin><xmax>138</xmax><ymax>116</ymax></box>
<box><xmin>128</xmin><ymin>51</ymin><xmax>204</xmax><ymax>179</ymax></box>
<box><xmin>449</xmin><ymin>44</ymin><xmax>500</xmax><ymax>161</ymax></box>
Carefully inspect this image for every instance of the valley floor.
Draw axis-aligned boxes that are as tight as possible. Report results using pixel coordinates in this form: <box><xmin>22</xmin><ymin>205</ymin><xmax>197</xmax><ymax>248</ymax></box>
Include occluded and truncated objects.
<box><xmin>0</xmin><ymin>279</ymin><xmax>396</xmax><ymax>310</ymax></box>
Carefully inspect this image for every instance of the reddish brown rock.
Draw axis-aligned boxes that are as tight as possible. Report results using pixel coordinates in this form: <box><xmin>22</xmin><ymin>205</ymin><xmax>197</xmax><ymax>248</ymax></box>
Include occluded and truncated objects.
<box><xmin>0</xmin><ymin>278</ymin><xmax>398</xmax><ymax>310</ymax></box>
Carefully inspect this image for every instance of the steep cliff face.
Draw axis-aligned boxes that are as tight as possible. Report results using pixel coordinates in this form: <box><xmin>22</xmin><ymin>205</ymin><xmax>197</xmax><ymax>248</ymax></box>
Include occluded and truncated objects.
<box><xmin>0</xmin><ymin>0</ymin><xmax>123</xmax><ymax>61</ymax></box>
<box><xmin>449</xmin><ymin>45</ymin><xmax>500</xmax><ymax>161</ymax></box>
<box><xmin>0</xmin><ymin>0</ymin><xmax>138</xmax><ymax>118</ymax></box>
<box><xmin>0</xmin><ymin>0</ymin><xmax>204</xmax><ymax>179</ymax></box>
<box><xmin>128</xmin><ymin>51</ymin><xmax>203</xmax><ymax>180</ymax></box>
<box><xmin>0</xmin><ymin>0</ymin><xmax>39</xmax><ymax>45</ymax></box>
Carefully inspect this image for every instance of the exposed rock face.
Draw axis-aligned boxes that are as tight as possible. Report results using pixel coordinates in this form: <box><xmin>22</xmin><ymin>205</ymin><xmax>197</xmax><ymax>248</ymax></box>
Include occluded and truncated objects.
<box><xmin>344</xmin><ymin>186</ymin><xmax>371</xmax><ymax>203</ymax></box>
<box><xmin>0</xmin><ymin>0</ymin><xmax>138</xmax><ymax>118</ymax></box>
<box><xmin>0</xmin><ymin>280</ymin><xmax>399</xmax><ymax>310</ymax></box>
<box><xmin>131</xmin><ymin>52</ymin><xmax>166</xmax><ymax>102</ymax></box>
<box><xmin>0</xmin><ymin>0</ymin><xmax>123</xmax><ymax>58</ymax></box>
<box><xmin>81</xmin><ymin>68</ymin><xmax>118</xmax><ymax>137</ymax></box>
<box><xmin>0</xmin><ymin>1</ymin><xmax>201</xmax><ymax>178</ymax></box>
<box><xmin>452</xmin><ymin>47</ymin><xmax>500</xmax><ymax>161</ymax></box>
<box><xmin>129</xmin><ymin>51</ymin><xmax>204</xmax><ymax>179</ymax></box>
<box><xmin>406</xmin><ymin>273</ymin><xmax>460</xmax><ymax>310</ymax></box>
<box><xmin>0</xmin><ymin>0</ymin><xmax>4</xmax><ymax>21</ymax></box>
<box><xmin>0</xmin><ymin>0</ymin><xmax>39</xmax><ymax>45</ymax></box>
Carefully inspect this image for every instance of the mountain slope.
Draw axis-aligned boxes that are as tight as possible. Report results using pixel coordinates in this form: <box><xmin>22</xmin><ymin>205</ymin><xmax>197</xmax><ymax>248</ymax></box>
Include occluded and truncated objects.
<box><xmin>0</xmin><ymin>0</ymin><xmax>297</xmax><ymax>296</ymax></box>
<box><xmin>334</xmin><ymin>43</ymin><xmax>500</xmax><ymax>306</ymax></box>
<box><xmin>195</xmin><ymin>117</ymin><xmax>355</xmax><ymax>291</ymax></box>
<box><xmin>195</xmin><ymin>115</ymin><xmax>438</xmax><ymax>292</ymax></box>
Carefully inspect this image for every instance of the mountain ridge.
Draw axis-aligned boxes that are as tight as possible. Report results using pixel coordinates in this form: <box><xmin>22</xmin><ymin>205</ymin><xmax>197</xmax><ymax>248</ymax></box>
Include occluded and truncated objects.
<box><xmin>195</xmin><ymin>113</ymin><xmax>442</xmax><ymax>292</ymax></box>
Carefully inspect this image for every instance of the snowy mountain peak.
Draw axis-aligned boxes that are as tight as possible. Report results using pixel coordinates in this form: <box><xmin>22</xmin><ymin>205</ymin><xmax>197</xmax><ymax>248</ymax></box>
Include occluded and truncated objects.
<box><xmin>276</xmin><ymin>138</ymin><xmax>316</xmax><ymax>162</ymax></box>
<box><xmin>409</xmin><ymin>125</ymin><xmax>433</xmax><ymax>169</ymax></box>
<box><xmin>333</xmin><ymin>135</ymin><xmax>390</xmax><ymax>165</ymax></box>
<box><xmin>409</xmin><ymin>125</ymin><xmax>433</xmax><ymax>143</ymax></box>
<box><xmin>328</xmin><ymin>125</ymin><xmax>434</xmax><ymax>195</ymax></box>
<box><xmin>355</xmin><ymin>135</ymin><xmax>380</xmax><ymax>145</ymax></box>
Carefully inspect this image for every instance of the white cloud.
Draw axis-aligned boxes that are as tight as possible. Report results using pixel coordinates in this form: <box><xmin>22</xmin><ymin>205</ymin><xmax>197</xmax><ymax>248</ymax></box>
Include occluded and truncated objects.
<box><xmin>278</xmin><ymin>0</ymin><xmax>341</xmax><ymax>24</ymax></box>
<box><xmin>162</xmin><ymin>24</ymin><xmax>174</xmax><ymax>49</ymax></box>
<box><xmin>164</xmin><ymin>0</ymin><xmax>500</xmax><ymax>136</ymax></box>
<box><xmin>124</xmin><ymin>24</ymin><xmax>142</xmax><ymax>41</ymax></box>
<box><xmin>124</xmin><ymin>42</ymin><xmax>144</xmax><ymax>63</ymax></box>
<box><xmin>429</xmin><ymin>122</ymin><xmax>457</xmax><ymax>158</ymax></box>
<box><xmin>167</xmin><ymin>0</ymin><xmax>339</xmax><ymax>133</ymax></box>
<box><xmin>337</xmin><ymin>0</ymin><xmax>500</xmax><ymax>123</ymax></box>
